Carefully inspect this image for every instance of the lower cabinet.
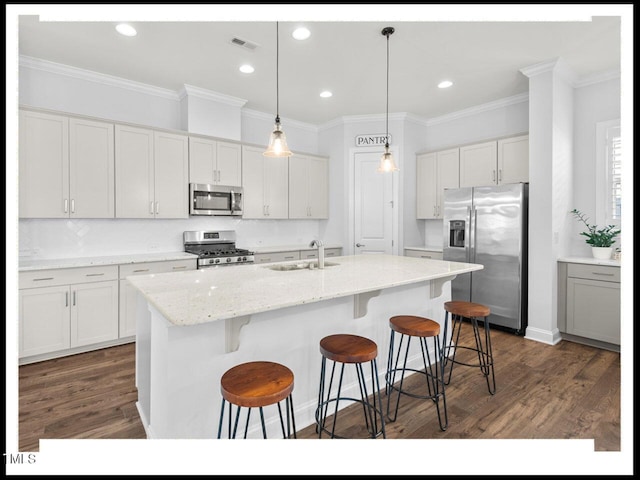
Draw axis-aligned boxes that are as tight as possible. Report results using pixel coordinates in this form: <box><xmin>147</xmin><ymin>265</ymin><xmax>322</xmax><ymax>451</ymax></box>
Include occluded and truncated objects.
<box><xmin>19</xmin><ymin>265</ymin><xmax>119</xmax><ymax>359</ymax></box>
<box><xmin>558</xmin><ymin>261</ymin><xmax>620</xmax><ymax>347</ymax></box>
<box><xmin>254</xmin><ymin>248</ymin><xmax>342</xmax><ymax>264</ymax></box>
<box><xmin>404</xmin><ymin>248</ymin><xmax>443</xmax><ymax>260</ymax></box>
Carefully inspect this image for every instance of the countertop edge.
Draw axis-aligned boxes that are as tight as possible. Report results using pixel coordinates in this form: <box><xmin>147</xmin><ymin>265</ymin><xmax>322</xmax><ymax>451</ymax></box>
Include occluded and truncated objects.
<box><xmin>18</xmin><ymin>252</ymin><xmax>199</xmax><ymax>272</ymax></box>
<box><xmin>557</xmin><ymin>256</ymin><xmax>621</xmax><ymax>267</ymax></box>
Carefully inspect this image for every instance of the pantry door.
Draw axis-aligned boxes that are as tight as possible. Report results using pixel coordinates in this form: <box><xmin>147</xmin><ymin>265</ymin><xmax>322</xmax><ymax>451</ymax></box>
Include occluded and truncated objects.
<box><xmin>352</xmin><ymin>149</ymin><xmax>397</xmax><ymax>255</ymax></box>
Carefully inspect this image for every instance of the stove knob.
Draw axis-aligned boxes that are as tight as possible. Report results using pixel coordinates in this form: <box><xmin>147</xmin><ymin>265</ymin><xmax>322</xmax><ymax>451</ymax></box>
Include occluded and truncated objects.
<box><xmin>214</xmin><ymin>258</ymin><xmax>220</xmax><ymax>264</ymax></box>
<box><xmin>226</xmin><ymin>257</ymin><xmax>232</xmax><ymax>263</ymax></box>
<box><xmin>242</xmin><ymin>257</ymin><xmax>247</xmax><ymax>262</ymax></box>
<box><xmin>236</xmin><ymin>257</ymin><xmax>242</xmax><ymax>262</ymax></box>
<box><xmin>209</xmin><ymin>259</ymin><xmax>214</xmax><ymax>264</ymax></box>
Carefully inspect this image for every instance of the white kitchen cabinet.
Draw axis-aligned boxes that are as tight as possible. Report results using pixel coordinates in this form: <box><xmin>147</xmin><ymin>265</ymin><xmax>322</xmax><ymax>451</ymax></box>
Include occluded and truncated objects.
<box><xmin>254</xmin><ymin>251</ymin><xmax>301</xmax><ymax>264</ymax></box>
<box><xmin>119</xmin><ymin>259</ymin><xmax>196</xmax><ymax>338</ymax></box>
<box><xmin>19</xmin><ymin>265</ymin><xmax>119</xmax><ymax>360</ymax></box>
<box><xmin>459</xmin><ymin>135</ymin><xmax>528</xmax><ymax>188</ymax></box>
<box><xmin>416</xmin><ymin>148</ymin><xmax>459</xmax><ymax>219</ymax></box>
<box><xmin>289</xmin><ymin>154</ymin><xmax>329</xmax><ymax>219</ymax></box>
<box><xmin>189</xmin><ymin>137</ymin><xmax>242</xmax><ymax>186</ymax></box>
<box><xmin>300</xmin><ymin>247</ymin><xmax>342</xmax><ymax>259</ymax></box>
<box><xmin>241</xmin><ymin>145</ymin><xmax>289</xmax><ymax>219</ymax></box>
<box><xmin>115</xmin><ymin>126</ymin><xmax>188</xmax><ymax>218</ymax></box>
<box><xmin>497</xmin><ymin>134</ymin><xmax>529</xmax><ymax>184</ymax></box>
<box><xmin>19</xmin><ymin>110</ymin><xmax>115</xmax><ymax>218</ymax></box>
<box><xmin>404</xmin><ymin>248</ymin><xmax>443</xmax><ymax>260</ymax></box>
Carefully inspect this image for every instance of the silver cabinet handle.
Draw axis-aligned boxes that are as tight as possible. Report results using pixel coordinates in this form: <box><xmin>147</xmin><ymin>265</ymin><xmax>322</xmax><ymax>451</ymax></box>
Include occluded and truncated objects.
<box><xmin>33</xmin><ymin>277</ymin><xmax>54</xmax><ymax>281</ymax></box>
<box><xmin>64</xmin><ymin>198</ymin><xmax>69</xmax><ymax>213</ymax></box>
<box><xmin>172</xmin><ymin>266</ymin><xmax>187</xmax><ymax>270</ymax></box>
<box><xmin>85</xmin><ymin>273</ymin><xmax>104</xmax><ymax>277</ymax></box>
<box><xmin>155</xmin><ymin>202</ymin><xmax>159</xmax><ymax>214</ymax></box>
<box><xmin>498</xmin><ymin>169</ymin><xmax>502</xmax><ymax>182</ymax></box>
<box><xmin>133</xmin><ymin>269</ymin><xmax>150</xmax><ymax>273</ymax></box>
<box><xmin>72</xmin><ymin>291</ymin><xmax>76</xmax><ymax>306</ymax></box>
<box><xmin>492</xmin><ymin>170</ymin><xmax>496</xmax><ymax>182</ymax></box>
<box><xmin>71</xmin><ymin>199</ymin><xmax>75</xmax><ymax>213</ymax></box>
<box><xmin>356</xmin><ymin>243</ymin><xmax>365</xmax><ymax>247</ymax></box>
<box><xmin>150</xmin><ymin>201</ymin><xmax>154</xmax><ymax>215</ymax></box>
<box><xmin>592</xmin><ymin>272</ymin><xmax>614</xmax><ymax>276</ymax></box>
<box><xmin>284</xmin><ymin>255</ymin><xmax>295</xmax><ymax>260</ymax></box>
<box><xmin>65</xmin><ymin>291</ymin><xmax>69</xmax><ymax>307</ymax></box>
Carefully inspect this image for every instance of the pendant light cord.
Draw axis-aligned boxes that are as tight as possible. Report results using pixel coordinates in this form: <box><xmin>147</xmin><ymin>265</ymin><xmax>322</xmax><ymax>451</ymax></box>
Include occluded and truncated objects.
<box><xmin>385</xmin><ymin>30</ymin><xmax>389</xmax><ymax>147</ymax></box>
<box><xmin>275</xmin><ymin>22</ymin><xmax>280</xmax><ymax>124</ymax></box>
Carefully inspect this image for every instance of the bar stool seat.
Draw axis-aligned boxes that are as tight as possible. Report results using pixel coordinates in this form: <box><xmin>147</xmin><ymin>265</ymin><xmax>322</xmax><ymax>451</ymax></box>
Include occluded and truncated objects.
<box><xmin>385</xmin><ymin>315</ymin><xmax>448</xmax><ymax>431</ymax></box>
<box><xmin>316</xmin><ymin>334</ymin><xmax>385</xmax><ymax>439</ymax></box>
<box><xmin>443</xmin><ymin>300</ymin><xmax>496</xmax><ymax>395</ymax></box>
<box><xmin>217</xmin><ymin>361</ymin><xmax>296</xmax><ymax>439</ymax></box>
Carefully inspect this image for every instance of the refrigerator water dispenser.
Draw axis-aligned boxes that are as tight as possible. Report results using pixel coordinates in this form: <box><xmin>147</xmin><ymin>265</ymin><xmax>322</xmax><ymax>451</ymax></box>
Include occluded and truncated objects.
<box><xmin>449</xmin><ymin>220</ymin><xmax>465</xmax><ymax>247</ymax></box>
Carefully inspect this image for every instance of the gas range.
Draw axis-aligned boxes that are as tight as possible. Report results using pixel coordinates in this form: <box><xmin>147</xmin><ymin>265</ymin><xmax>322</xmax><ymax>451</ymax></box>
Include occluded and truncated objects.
<box><xmin>183</xmin><ymin>230</ymin><xmax>254</xmax><ymax>268</ymax></box>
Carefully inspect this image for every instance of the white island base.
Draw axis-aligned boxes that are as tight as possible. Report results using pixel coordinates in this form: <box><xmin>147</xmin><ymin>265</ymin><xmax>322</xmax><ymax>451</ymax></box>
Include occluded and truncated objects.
<box><xmin>136</xmin><ymin>280</ymin><xmax>454</xmax><ymax>439</ymax></box>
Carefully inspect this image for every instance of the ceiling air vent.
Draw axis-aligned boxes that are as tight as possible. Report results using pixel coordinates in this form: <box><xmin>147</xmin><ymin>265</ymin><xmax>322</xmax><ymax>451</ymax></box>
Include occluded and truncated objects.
<box><xmin>230</xmin><ymin>37</ymin><xmax>258</xmax><ymax>51</ymax></box>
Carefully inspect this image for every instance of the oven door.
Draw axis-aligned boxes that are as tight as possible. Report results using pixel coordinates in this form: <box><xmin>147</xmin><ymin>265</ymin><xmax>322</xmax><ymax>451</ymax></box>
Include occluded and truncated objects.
<box><xmin>190</xmin><ymin>184</ymin><xmax>243</xmax><ymax>216</ymax></box>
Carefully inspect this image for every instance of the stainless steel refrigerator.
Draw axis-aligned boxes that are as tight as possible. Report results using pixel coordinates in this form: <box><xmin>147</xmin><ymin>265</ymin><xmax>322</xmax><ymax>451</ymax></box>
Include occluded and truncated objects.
<box><xmin>442</xmin><ymin>183</ymin><xmax>528</xmax><ymax>334</ymax></box>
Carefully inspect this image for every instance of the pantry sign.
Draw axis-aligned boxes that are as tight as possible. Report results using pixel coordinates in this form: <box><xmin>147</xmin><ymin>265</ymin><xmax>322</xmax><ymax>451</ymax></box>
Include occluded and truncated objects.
<box><xmin>355</xmin><ymin>134</ymin><xmax>391</xmax><ymax>147</ymax></box>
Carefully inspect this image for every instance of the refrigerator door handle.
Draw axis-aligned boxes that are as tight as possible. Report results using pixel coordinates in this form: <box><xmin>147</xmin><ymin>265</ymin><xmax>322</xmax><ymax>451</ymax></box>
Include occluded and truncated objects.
<box><xmin>470</xmin><ymin>206</ymin><xmax>478</xmax><ymax>263</ymax></box>
<box><xmin>466</xmin><ymin>206</ymin><xmax>472</xmax><ymax>263</ymax></box>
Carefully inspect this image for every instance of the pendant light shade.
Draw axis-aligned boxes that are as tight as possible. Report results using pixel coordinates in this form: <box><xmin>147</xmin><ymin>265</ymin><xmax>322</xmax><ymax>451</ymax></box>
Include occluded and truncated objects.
<box><xmin>264</xmin><ymin>22</ymin><xmax>292</xmax><ymax>157</ymax></box>
<box><xmin>377</xmin><ymin>26</ymin><xmax>398</xmax><ymax>173</ymax></box>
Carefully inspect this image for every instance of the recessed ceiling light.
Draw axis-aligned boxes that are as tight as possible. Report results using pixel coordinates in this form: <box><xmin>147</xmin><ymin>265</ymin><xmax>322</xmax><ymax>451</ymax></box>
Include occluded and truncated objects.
<box><xmin>292</xmin><ymin>27</ymin><xmax>311</xmax><ymax>40</ymax></box>
<box><xmin>239</xmin><ymin>64</ymin><xmax>255</xmax><ymax>74</ymax></box>
<box><xmin>115</xmin><ymin>24</ymin><xmax>137</xmax><ymax>37</ymax></box>
<box><xmin>320</xmin><ymin>91</ymin><xmax>333</xmax><ymax>98</ymax></box>
<box><xmin>438</xmin><ymin>80</ymin><xmax>453</xmax><ymax>89</ymax></box>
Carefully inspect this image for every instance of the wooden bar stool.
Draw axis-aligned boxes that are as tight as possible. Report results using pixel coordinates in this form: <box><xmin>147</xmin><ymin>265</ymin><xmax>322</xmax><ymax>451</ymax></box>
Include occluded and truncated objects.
<box><xmin>442</xmin><ymin>301</ymin><xmax>496</xmax><ymax>395</ymax></box>
<box><xmin>217</xmin><ymin>361</ymin><xmax>297</xmax><ymax>439</ymax></box>
<box><xmin>315</xmin><ymin>334</ymin><xmax>386</xmax><ymax>439</ymax></box>
<box><xmin>385</xmin><ymin>315</ymin><xmax>448</xmax><ymax>431</ymax></box>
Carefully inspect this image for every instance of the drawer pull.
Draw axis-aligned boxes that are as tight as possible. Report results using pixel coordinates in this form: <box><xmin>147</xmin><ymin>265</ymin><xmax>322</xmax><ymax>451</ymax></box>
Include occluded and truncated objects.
<box><xmin>33</xmin><ymin>277</ymin><xmax>54</xmax><ymax>281</ymax></box>
<box><xmin>592</xmin><ymin>272</ymin><xmax>614</xmax><ymax>276</ymax></box>
<box><xmin>85</xmin><ymin>273</ymin><xmax>105</xmax><ymax>277</ymax></box>
<box><xmin>284</xmin><ymin>256</ymin><xmax>295</xmax><ymax>260</ymax></box>
<box><xmin>133</xmin><ymin>269</ymin><xmax>150</xmax><ymax>273</ymax></box>
<box><xmin>172</xmin><ymin>266</ymin><xmax>187</xmax><ymax>270</ymax></box>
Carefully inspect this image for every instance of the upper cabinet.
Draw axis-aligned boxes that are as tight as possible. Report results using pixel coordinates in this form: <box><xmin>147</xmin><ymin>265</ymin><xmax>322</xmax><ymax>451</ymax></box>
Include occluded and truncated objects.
<box><xmin>289</xmin><ymin>154</ymin><xmax>329</xmax><ymax>219</ymax></box>
<box><xmin>459</xmin><ymin>135</ymin><xmax>528</xmax><ymax>188</ymax></box>
<box><xmin>416</xmin><ymin>148</ymin><xmax>459</xmax><ymax>219</ymax></box>
<box><xmin>241</xmin><ymin>145</ymin><xmax>289</xmax><ymax>219</ymax></box>
<box><xmin>19</xmin><ymin>110</ymin><xmax>115</xmax><ymax>218</ymax></box>
<box><xmin>189</xmin><ymin>137</ymin><xmax>242</xmax><ymax>186</ymax></box>
<box><xmin>115</xmin><ymin>125</ymin><xmax>188</xmax><ymax>218</ymax></box>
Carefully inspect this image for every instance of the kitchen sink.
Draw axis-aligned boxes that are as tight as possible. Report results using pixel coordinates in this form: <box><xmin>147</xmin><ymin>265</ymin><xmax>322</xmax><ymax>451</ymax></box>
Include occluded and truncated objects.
<box><xmin>265</xmin><ymin>261</ymin><xmax>339</xmax><ymax>271</ymax></box>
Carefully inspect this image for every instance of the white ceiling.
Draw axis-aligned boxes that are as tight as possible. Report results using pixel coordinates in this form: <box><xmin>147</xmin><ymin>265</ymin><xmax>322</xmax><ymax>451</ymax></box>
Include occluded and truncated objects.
<box><xmin>15</xmin><ymin>6</ymin><xmax>624</xmax><ymax>126</ymax></box>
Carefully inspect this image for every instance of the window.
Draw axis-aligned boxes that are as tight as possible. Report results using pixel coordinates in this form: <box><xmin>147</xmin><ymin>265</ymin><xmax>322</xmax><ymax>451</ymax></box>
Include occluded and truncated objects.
<box><xmin>595</xmin><ymin>119</ymin><xmax>621</xmax><ymax>228</ymax></box>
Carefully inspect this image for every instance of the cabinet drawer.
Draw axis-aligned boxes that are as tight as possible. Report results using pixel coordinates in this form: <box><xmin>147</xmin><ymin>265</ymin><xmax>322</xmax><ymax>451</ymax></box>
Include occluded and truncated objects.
<box><xmin>567</xmin><ymin>263</ymin><xmax>620</xmax><ymax>283</ymax></box>
<box><xmin>19</xmin><ymin>265</ymin><xmax>119</xmax><ymax>289</ymax></box>
<box><xmin>119</xmin><ymin>259</ymin><xmax>196</xmax><ymax>278</ymax></box>
<box><xmin>325</xmin><ymin>248</ymin><xmax>342</xmax><ymax>257</ymax></box>
<box><xmin>405</xmin><ymin>249</ymin><xmax>443</xmax><ymax>260</ymax></box>
<box><xmin>254</xmin><ymin>251</ymin><xmax>300</xmax><ymax>264</ymax></box>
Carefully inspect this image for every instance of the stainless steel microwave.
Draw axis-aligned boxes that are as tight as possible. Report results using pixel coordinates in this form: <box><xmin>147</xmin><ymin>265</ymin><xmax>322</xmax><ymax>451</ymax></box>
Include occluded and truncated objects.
<box><xmin>189</xmin><ymin>183</ymin><xmax>243</xmax><ymax>216</ymax></box>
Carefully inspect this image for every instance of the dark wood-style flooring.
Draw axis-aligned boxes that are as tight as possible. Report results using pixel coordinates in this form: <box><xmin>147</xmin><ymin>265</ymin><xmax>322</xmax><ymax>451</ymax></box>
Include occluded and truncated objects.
<box><xmin>18</xmin><ymin>327</ymin><xmax>620</xmax><ymax>452</ymax></box>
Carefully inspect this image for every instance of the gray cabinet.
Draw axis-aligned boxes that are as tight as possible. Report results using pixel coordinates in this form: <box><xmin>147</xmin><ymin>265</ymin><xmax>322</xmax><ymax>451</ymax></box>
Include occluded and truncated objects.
<box><xmin>254</xmin><ymin>248</ymin><xmax>342</xmax><ymax>264</ymax></box>
<box><xmin>558</xmin><ymin>261</ymin><xmax>620</xmax><ymax>348</ymax></box>
<box><xmin>404</xmin><ymin>248</ymin><xmax>443</xmax><ymax>260</ymax></box>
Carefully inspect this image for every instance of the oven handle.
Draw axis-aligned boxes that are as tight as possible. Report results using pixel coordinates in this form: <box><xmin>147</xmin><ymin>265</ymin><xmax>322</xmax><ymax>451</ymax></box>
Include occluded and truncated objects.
<box><xmin>230</xmin><ymin>190</ymin><xmax>238</xmax><ymax>212</ymax></box>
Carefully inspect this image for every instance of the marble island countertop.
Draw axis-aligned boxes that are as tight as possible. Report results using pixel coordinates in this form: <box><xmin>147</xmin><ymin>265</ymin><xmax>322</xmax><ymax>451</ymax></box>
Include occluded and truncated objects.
<box><xmin>127</xmin><ymin>254</ymin><xmax>483</xmax><ymax>327</ymax></box>
<box><xmin>18</xmin><ymin>251</ymin><xmax>198</xmax><ymax>271</ymax></box>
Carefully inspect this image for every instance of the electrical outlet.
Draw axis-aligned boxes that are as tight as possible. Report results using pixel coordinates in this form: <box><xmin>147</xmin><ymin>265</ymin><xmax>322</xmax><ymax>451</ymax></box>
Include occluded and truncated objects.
<box><xmin>148</xmin><ymin>243</ymin><xmax>159</xmax><ymax>251</ymax></box>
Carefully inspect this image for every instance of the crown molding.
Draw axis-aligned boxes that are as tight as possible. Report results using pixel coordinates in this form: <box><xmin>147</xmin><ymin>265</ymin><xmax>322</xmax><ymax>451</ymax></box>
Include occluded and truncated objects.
<box><xmin>178</xmin><ymin>84</ymin><xmax>247</xmax><ymax>107</ymax></box>
<box><xmin>574</xmin><ymin>69</ymin><xmax>621</xmax><ymax>88</ymax></box>
<box><xmin>241</xmin><ymin>108</ymin><xmax>318</xmax><ymax>133</ymax></box>
<box><xmin>519</xmin><ymin>57</ymin><xmax>578</xmax><ymax>85</ymax></box>
<box><xmin>426</xmin><ymin>93</ymin><xmax>529</xmax><ymax>127</ymax></box>
<box><xmin>19</xmin><ymin>55</ymin><xmax>179</xmax><ymax>101</ymax></box>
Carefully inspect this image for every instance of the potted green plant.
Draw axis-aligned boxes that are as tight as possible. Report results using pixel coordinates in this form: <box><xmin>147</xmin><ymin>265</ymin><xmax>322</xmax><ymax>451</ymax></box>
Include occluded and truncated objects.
<box><xmin>570</xmin><ymin>209</ymin><xmax>621</xmax><ymax>259</ymax></box>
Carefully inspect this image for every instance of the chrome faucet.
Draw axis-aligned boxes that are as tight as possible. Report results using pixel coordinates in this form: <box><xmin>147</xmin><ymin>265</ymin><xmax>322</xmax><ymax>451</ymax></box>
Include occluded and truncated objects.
<box><xmin>309</xmin><ymin>239</ymin><xmax>325</xmax><ymax>269</ymax></box>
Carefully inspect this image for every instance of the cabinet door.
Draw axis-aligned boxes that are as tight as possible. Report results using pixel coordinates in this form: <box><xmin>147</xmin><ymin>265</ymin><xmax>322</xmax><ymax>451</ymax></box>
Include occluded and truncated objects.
<box><xmin>567</xmin><ymin>277</ymin><xmax>620</xmax><ymax>344</ymax></box>
<box><xmin>189</xmin><ymin>136</ymin><xmax>216</xmax><ymax>185</ymax></box>
<box><xmin>459</xmin><ymin>141</ymin><xmax>497</xmax><ymax>188</ymax></box>
<box><xmin>498</xmin><ymin>135</ymin><xmax>529</xmax><ymax>184</ymax></box>
<box><xmin>216</xmin><ymin>141</ymin><xmax>242</xmax><ymax>187</ymax></box>
<box><xmin>115</xmin><ymin>125</ymin><xmax>154</xmax><ymax>218</ymax></box>
<box><xmin>154</xmin><ymin>131</ymin><xmax>189</xmax><ymax>219</ymax></box>
<box><xmin>241</xmin><ymin>145</ymin><xmax>267</xmax><ymax>218</ymax></box>
<box><xmin>288</xmin><ymin>155</ymin><xmax>308</xmax><ymax>219</ymax></box>
<box><xmin>307</xmin><ymin>156</ymin><xmax>329</xmax><ymax>218</ymax></box>
<box><xmin>69</xmin><ymin>118</ymin><xmax>115</xmax><ymax>218</ymax></box>
<box><xmin>70</xmin><ymin>281</ymin><xmax>119</xmax><ymax>347</ymax></box>
<box><xmin>437</xmin><ymin>148</ymin><xmax>460</xmax><ymax>218</ymax></box>
<box><xmin>264</xmin><ymin>156</ymin><xmax>289</xmax><ymax>218</ymax></box>
<box><xmin>19</xmin><ymin>110</ymin><xmax>69</xmax><ymax>218</ymax></box>
<box><xmin>19</xmin><ymin>286</ymin><xmax>71</xmax><ymax>357</ymax></box>
<box><xmin>416</xmin><ymin>153</ymin><xmax>437</xmax><ymax>219</ymax></box>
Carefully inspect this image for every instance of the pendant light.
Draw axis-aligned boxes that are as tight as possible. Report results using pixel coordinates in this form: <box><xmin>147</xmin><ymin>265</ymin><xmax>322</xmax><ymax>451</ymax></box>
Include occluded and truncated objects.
<box><xmin>264</xmin><ymin>22</ymin><xmax>292</xmax><ymax>157</ymax></box>
<box><xmin>377</xmin><ymin>26</ymin><xmax>398</xmax><ymax>172</ymax></box>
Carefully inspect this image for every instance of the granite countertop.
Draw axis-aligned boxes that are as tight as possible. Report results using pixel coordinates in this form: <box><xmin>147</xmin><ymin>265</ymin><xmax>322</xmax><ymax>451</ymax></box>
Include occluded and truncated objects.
<box><xmin>18</xmin><ymin>252</ymin><xmax>198</xmax><ymax>272</ymax></box>
<box><xmin>558</xmin><ymin>256</ymin><xmax>621</xmax><ymax>267</ymax></box>
<box><xmin>404</xmin><ymin>246</ymin><xmax>444</xmax><ymax>252</ymax></box>
<box><xmin>247</xmin><ymin>243</ymin><xmax>342</xmax><ymax>254</ymax></box>
<box><xmin>127</xmin><ymin>254</ymin><xmax>483</xmax><ymax>327</ymax></box>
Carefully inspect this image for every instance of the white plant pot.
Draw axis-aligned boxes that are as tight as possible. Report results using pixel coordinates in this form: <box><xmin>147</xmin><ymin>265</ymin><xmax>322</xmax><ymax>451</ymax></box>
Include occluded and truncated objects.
<box><xmin>591</xmin><ymin>247</ymin><xmax>613</xmax><ymax>260</ymax></box>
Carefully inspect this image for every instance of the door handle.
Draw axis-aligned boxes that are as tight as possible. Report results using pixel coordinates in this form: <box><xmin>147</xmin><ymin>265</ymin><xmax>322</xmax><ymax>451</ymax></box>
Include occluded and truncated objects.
<box><xmin>356</xmin><ymin>243</ymin><xmax>365</xmax><ymax>247</ymax></box>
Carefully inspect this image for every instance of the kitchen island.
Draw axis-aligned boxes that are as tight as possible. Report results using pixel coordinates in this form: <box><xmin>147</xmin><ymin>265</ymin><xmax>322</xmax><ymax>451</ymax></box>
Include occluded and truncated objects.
<box><xmin>127</xmin><ymin>254</ymin><xmax>482</xmax><ymax>439</ymax></box>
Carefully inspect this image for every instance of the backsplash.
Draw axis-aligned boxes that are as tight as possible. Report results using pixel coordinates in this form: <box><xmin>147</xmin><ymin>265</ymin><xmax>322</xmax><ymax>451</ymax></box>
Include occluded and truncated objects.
<box><xmin>18</xmin><ymin>218</ymin><xmax>328</xmax><ymax>259</ymax></box>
